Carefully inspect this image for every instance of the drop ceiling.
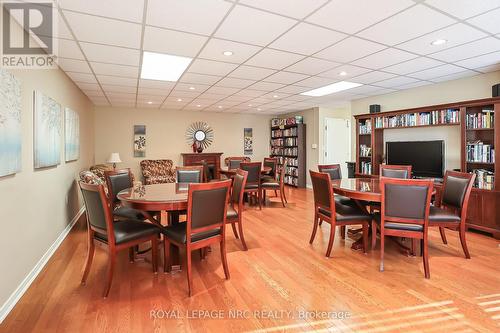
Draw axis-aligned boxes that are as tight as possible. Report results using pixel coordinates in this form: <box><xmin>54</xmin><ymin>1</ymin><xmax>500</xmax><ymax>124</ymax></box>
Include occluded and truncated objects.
<box><xmin>44</xmin><ymin>0</ymin><xmax>500</xmax><ymax>113</ymax></box>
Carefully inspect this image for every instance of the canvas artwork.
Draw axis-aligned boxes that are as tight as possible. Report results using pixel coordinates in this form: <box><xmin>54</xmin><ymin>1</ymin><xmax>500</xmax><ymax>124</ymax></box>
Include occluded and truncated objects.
<box><xmin>65</xmin><ymin>107</ymin><xmax>79</xmax><ymax>162</ymax></box>
<box><xmin>0</xmin><ymin>69</ymin><xmax>22</xmax><ymax>177</ymax></box>
<box><xmin>34</xmin><ymin>91</ymin><xmax>62</xmax><ymax>168</ymax></box>
<box><xmin>244</xmin><ymin>128</ymin><xmax>253</xmax><ymax>155</ymax></box>
<box><xmin>134</xmin><ymin>125</ymin><xmax>146</xmax><ymax>157</ymax></box>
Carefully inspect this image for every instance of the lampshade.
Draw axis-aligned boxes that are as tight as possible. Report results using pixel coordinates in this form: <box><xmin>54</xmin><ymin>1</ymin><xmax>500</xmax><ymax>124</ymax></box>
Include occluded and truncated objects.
<box><xmin>107</xmin><ymin>153</ymin><xmax>122</xmax><ymax>164</ymax></box>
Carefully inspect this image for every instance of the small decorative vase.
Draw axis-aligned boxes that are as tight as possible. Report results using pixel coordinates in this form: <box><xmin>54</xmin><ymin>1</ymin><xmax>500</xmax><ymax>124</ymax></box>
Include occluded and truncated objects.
<box><xmin>196</xmin><ymin>145</ymin><xmax>204</xmax><ymax>153</ymax></box>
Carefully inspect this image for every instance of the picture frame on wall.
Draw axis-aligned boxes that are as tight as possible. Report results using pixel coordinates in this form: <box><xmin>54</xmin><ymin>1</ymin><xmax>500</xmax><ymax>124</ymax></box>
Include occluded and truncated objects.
<box><xmin>244</xmin><ymin>128</ymin><xmax>253</xmax><ymax>155</ymax></box>
<box><xmin>65</xmin><ymin>107</ymin><xmax>80</xmax><ymax>162</ymax></box>
<box><xmin>134</xmin><ymin>125</ymin><xmax>146</xmax><ymax>157</ymax></box>
<box><xmin>33</xmin><ymin>90</ymin><xmax>62</xmax><ymax>169</ymax></box>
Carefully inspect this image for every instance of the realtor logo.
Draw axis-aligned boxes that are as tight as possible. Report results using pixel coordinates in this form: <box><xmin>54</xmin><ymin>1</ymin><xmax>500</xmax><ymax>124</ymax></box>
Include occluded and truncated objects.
<box><xmin>1</xmin><ymin>1</ymin><xmax>57</xmax><ymax>68</ymax></box>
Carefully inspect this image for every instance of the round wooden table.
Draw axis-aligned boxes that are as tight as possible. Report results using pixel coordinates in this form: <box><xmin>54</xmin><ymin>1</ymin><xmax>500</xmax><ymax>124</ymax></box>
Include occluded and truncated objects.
<box><xmin>331</xmin><ymin>178</ymin><xmax>382</xmax><ymax>202</ymax></box>
<box><xmin>219</xmin><ymin>165</ymin><xmax>272</xmax><ymax>176</ymax></box>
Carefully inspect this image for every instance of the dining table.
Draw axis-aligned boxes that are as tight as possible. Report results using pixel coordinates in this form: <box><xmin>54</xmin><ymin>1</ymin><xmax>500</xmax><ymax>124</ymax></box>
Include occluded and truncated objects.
<box><xmin>219</xmin><ymin>165</ymin><xmax>272</xmax><ymax>177</ymax></box>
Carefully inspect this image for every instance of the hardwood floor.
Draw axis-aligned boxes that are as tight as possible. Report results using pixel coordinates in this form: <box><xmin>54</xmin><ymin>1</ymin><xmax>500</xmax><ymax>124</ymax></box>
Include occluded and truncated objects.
<box><xmin>1</xmin><ymin>188</ymin><xmax>499</xmax><ymax>332</ymax></box>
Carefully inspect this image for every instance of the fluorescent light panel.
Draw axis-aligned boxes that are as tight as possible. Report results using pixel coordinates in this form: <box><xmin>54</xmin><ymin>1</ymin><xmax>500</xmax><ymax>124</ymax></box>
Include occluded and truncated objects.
<box><xmin>300</xmin><ymin>81</ymin><xmax>362</xmax><ymax>97</ymax></box>
<box><xmin>140</xmin><ymin>51</ymin><xmax>192</xmax><ymax>81</ymax></box>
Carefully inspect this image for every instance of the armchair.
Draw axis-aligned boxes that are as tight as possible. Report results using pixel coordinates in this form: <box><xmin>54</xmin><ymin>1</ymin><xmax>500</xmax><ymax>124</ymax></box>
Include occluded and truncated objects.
<box><xmin>140</xmin><ymin>159</ymin><xmax>175</xmax><ymax>185</ymax></box>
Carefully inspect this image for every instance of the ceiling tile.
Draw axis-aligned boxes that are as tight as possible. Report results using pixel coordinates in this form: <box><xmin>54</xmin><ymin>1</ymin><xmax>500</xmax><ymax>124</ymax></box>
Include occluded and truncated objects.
<box><xmin>143</xmin><ymin>27</ymin><xmax>207</xmax><ymax>57</ymax></box>
<box><xmin>197</xmin><ymin>93</ymin><xmax>226</xmax><ymax>100</ymax></box>
<box><xmin>80</xmin><ymin>42</ymin><xmax>140</xmax><ymax>66</ymax></box>
<box><xmin>270</xmin><ymin>23</ymin><xmax>346</xmax><ymax>55</ymax></box>
<box><xmin>147</xmin><ymin>0</ymin><xmax>231</xmax><ymax>35</ymax></box>
<box><xmin>318</xmin><ymin>64</ymin><xmax>371</xmax><ymax>79</ymax></box>
<box><xmin>57</xmin><ymin>58</ymin><xmax>92</xmax><ymax>73</ymax></box>
<box><xmin>83</xmin><ymin>89</ymin><xmax>105</xmax><ymax>98</ymax></box>
<box><xmin>315</xmin><ymin>37</ymin><xmax>386</xmax><ymax>63</ymax></box>
<box><xmin>285</xmin><ymin>94</ymin><xmax>312</xmax><ymax>101</ymax></box>
<box><xmin>106</xmin><ymin>92</ymin><xmax>137</xmax><ymax>100</ymax></box>
<box><xmin>57</xmin><ymin>39</ymin><xmax>84</xmax><ymax>60</ymax></box>
<box><xmin>169</xmin><ymin>90</ymin><xmax>199</xmax><ymax>98</ymax></box>
<box><xmin>455</xmin><ymin>51</ymin><xmax>500</xmax><ymax>69</ymax></box>
<box><xmin>248</xmin><ymin>81</ymin><xmax>286</xmax><ymax>91</ymax></box>
<box><xmin>199</xmin><ymin>38</ymin><xmax>261</xmax><ymax>64</ymax></box>
<box><xmin>350</xmin><ymin>71</ymin><xmax>397</xmax><ymax>84</ymax></box>
<box><xmin>352</xmin><ymin>48</ymin><xmax>416</xmax><ymax>70</ymax></box>
<box><xmin>467</xmin><ymin>8</ymin><xmax>500</xmax><ymax>34</ymax></box>
<box><xmin>214</xmin><ymin>5</ymin><xmax>297</xmax><ymax>46</ymax></box>
<box><xmin>63</xmin><ymin>11</ymin><xmax>142</xmax><ymax>48</ymax></box>
<box><xmin>306</xmin><ymin>0</ymin><xmax>414</xmax><ymax>34</ymax></box>
<box><xmin>188</xmin><ymin>59</ymin><xmax>238</xmax><ymax>76</ymax></box>
<box><xmin>175</xmin><ymin>83</ymin><xmax>211</xmax><ymax>92</ymax></box>
<box><xmin>383</xmin><ymin>57</ymin><xmax>444</xmax><ymax>75</ymax></box>
<box><xmin>75</xmin><ymin>82</ymin><xmax>101</xmax><ymax>91</ymax></box>
<box><xmin>91</xmin><ymin>62</ymin><xmax>139</xmax><ymax>78</ymax></box>
<box><xmin>263</xmin><ymin>71</ymin><xmax>309</xmax><ymax>84</ymax></box>
<box><xmin>398</xmin><ymin>81</ymin><xmax>433</xmax><ymax>90</ymax></box>
<box><xmin>275</xmin><ymin>85</ymin><xmax>310</xmax><ymax>94</ymax></box>
<box><xmin>429</xmin><ymin>37</ymin><xmax>500</xmax><ymax>62</ymax></box>
<box><xmin>97</xmin><ymin>75</ymin><xmax>137</xmax><ymax>87</ymax></box>
<box><xmin>180</xmin><ymin>73</ymin><xmax>222</xmax><ymax>85</ymax></box>
<box><xmin>66</xmin><ymin>72</ymin><xmax>97</xmax><ymax>84</ymax></box>
<box><xmin>139</xmin><ymin>79</ymin><xmax>176</xmax><ymax>90</ymax></box>
<box><xmin>228</xmin><ymin>65</ymin><xmax>276</xmax><ymax>80</ymax></box>
<box><xmin>239</xmin><ymin>0</ymin><xmax>328</xmax><ymax>19</ymax></box>
<box><xmin>215</xmin><ymin>77</ymin><xmax>256</xmax><ymax>88</ymax></box>
<box><xmin>294</xmin><ymin>76</ymin><xmax>336</xmax><ymax>88</ymax></box>
<box><xmin>110</xmin><ymin>101</ymin><xmax>136</xmax><ymax>107</ymax></box>
<box><xmin>425</xmin><ymin>0</ymin><xmax>500</xmax><ymax>19</ymax></box>
<box><xmin>204</xmin><ymin>86</ymin><xmax>240</xmax><ymax>95</ymax></box>
<box><xmin>430</xmin><ymin>70</ymin><xmax>478</xmax><ymax>82</ymax></box>
<box><xmin>397</xmin><ymin>23</ymin><xmax>488</xmax><ymax>55</ymax></box>
<box><xmin>138</xmin><ymin>87</ymin><xmax>171</xmax><ymax>96</ymax></box>
<box><xmin>409</xmin><ymin>64</ymin><xmax>468</xmax><ymax>80</ymax></box>
<box><xmin>285</xmin><ymin>57</ymin><xmax>340</xmax><ymax>75</ymax></box>
<box><xmin>347</xmin><ymin>84</ymin><xmax>388</xmax><ymax>95</ymax></box>
<box><xmin>476</xmin><ymin>63</ymin><xmax>500</xmax><ymax>73</ymax></box>
<box><xmin>59</xmin><ymin>0</ymin><xmax>145</xmax><ymax>22</ymax></box>
<box><xmin>245</xmin><ymin>49</ymin><xmax>305</xmax><ymax>70</ymax></box>
<box><xmin>102</xmin><ymin>84</ymin><xmax>137</xmax><ymax>93</ymax></box>
<box><xmin>358</xmin><ymin>5</ymin><xmax>456</xmax><ymax>46</ymax></box>
<box><xmin>232</xmin><ymin>89</ymin><xmax>266</xmax><ymax>97</ymax></box>
<box><xmin>373</xmin><ymin>76</ymin><xmax>420</xmax><ymax>88</ymax></box>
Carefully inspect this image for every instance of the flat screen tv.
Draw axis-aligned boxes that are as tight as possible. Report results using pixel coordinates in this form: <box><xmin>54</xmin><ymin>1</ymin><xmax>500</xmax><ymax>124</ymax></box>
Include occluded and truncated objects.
<box><xmin>386</xmin><ymin>140</ymin><xmax>444</xmax><ymax>178</ymax></box>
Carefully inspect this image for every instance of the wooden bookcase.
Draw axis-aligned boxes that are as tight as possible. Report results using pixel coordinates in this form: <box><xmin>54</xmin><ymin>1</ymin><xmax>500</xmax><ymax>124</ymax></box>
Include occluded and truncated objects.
<box><xmin>354</xmin><ymin>97</ymin><xmax>500</xmax><ymax>238</ymax></box>
<box><xmin>270</xmin><ymin>123</ymin><xmax>306</xmax><ymax>188</ymax></box>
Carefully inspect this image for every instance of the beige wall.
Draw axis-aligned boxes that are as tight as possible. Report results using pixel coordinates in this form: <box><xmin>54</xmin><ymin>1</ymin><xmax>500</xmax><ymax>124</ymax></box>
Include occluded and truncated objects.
<box><xmin>93</xmin><ymin>107</ymin><xmax>272</xmax><ymax>178</ymax></box>
<box><xmin>350</xmin><ymin>71</ymin><xmax>500</xmax><ymax>164</ymax></box>
<box><xmin>0</xmin><ymin>68</ymin><xmax>94</xmax><ymax>313</ymax></box>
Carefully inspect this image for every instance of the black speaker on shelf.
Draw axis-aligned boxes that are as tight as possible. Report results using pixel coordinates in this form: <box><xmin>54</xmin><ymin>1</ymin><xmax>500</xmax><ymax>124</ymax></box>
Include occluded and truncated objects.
<box><xmin>493</xmin><ymin>83</ymin><xmax>500</xmax><ymax>97</ymax></box>
<box><xmin>369</xmin><ymin>104</ymin><xmax>381</xmax><ymax>113</ymax></box>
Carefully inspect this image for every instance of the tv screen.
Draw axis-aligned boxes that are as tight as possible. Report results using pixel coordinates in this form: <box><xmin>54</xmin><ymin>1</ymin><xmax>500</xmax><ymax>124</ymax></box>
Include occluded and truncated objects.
<box><xmin>386</xmin><ymin>140</ymin><xmax>444</xmax><ymax>178</ymax></box>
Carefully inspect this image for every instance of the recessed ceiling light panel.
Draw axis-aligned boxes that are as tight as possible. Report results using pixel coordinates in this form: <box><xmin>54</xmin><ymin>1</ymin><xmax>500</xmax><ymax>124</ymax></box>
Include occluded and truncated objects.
<box><xmin>140</xmin><ymin>51</ymin><xmax>192</xmax><ymax>81</ymax></box>
<box><xmin>223</xmin><ymin>51</ymin><xmax>233</xmax><ymax>56</ymax></box>
<box><xmin>431</xmin><ymin>39</ymin><xmax>447</xmax><ymax>46</ymax></box>
<box><xmin>300</xmin><ymin>81</ymin><xmax>362</xmax><ymax>97</ymax></box>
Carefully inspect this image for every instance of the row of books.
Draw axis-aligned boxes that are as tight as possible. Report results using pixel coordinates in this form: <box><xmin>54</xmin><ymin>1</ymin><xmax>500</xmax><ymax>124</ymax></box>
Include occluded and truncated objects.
<box><xmin>285</xmin><ymin>166</ymin><xmax>299</xmax><ymax>177</ymax></box>
<box><xmin>283</xmin><ymin>175</ymin><xmax>298</xmax><ymax>186</ymax></box>
<box><xmin>359</xmin><ymin>119</ymin><xmax>372</xmax><ymax>134</ymax></box>
<box><xmin>271</xmin><ymin>116</ymin><xmax>303</xmax><ymax>128</ymax></box>
<box><xmin>271</xmin><ymin>127</ymin><xmax>298</xmax><ymax>138</ymax></box>
<box><xmin>271</xmin><ymin>148</ymin><xmax>299</xmax><ymax>157</ymax></box>
<box><xmin>276</xmin><ymin>157</ymin><xmax>298</xmax><ymax>167</ymax></box>
<box><xmin>360</xmin><ymin>144</ymin><xmax>371</xmax><ymax>157</ymax></box>
<box><xmin>466</xmin><ymin>141</ymin><xmax>495</xmax><ymax>163</ymax></box>
<box><xmin>271</xmin><ymin>138</ymin><xmax>297</xmax><ymax>147</ymax></box>
<box><xmin>466</xmin><ymin>110</ymin><xmax>494</xmax><ymax>129</ymax></box>
<box><xmin>360</xmin><ymin>161</ymin><xmax>372</xmax><ymax>175</ymax></box>
<box><xmin>472</xmin><ymin>169</ymin><xmax>495</xmax><ymax>190</ymax></box>
<box><xmin>374</xmin><ymin>109</ymin><xmax>460</xmax><ymax>128</ymax></box>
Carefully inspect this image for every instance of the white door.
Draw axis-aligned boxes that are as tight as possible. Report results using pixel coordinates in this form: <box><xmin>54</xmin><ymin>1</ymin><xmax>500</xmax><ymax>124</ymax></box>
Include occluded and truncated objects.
<box><xmin>324</xmin><ymin>118</ymin><xmax>351</xmax><ymax>178</ymax></box>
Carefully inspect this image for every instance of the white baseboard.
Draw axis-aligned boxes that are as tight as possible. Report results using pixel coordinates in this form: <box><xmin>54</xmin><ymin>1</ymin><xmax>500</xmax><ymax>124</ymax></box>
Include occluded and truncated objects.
<box><xmin>0</xmin><ymin>206</ymin><xmax>85</xmax><ymax>324</ymax></box>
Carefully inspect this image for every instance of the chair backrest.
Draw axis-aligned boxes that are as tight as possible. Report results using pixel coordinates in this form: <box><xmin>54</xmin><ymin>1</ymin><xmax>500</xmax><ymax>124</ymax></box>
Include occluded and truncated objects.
<box><xmin>176</xmin><ymin>166</ymin><xmax>203</xmax><ymax>184</ymax></box>
<box><xmin>240</xmin><ymin>162</ymin><xmax>262</xmax><ymax>185</ymax></box>
<box><xmin>200</xmin><ymin>160</ymin><xmax>212</xmax><ymax>182</ymax></box>
<box><xmin>309</xmin><ymin>170</ymin><xmax>335</xmax><ymax>214</ymax></box>
<box><xmin>229</xmin><ymin>159</ymin><xmax>242</xmax><ymax>169</ymax></box>
<box><xmin>225</xmin><ymin>156</ymin><xmax>250</xmax><ymax>167</ymax></box>
<box><xmin>380</xmin><ymin>177</ymin><xmax>433</xmax><ymax>226</ymax></box>
<box><xmin>380</xmin><ymin>164</ymin><xmax>412</xmax><ymax>179</ymax></box>
<box><xmin>186</xmin><ymin>180</ymin><xmax>231</xmax><ymax>241</ymax></box>
<box><xmin>318</xmin><ymin>164</ymin><xmax>342</xmax><ymax>180</ymax></box>
<box><xmin>231</xmin><ymin>169</ymin><xmax>248</xmax><ymax>208</ymax></box>
<box><xmin>104</xmin><ymin>168</ymin><xmax>133</xmax><ymax>204</ymax></box>
<box><xmin>279</xmin><ymin>160</ymin><xmax>287</xmax><ymax>187</ymax></box>
<box><xmin>264</xmin><ymin>157</ymin><xmax>278</xmax><ymax>178</ymax></box>
<box><xmin>79</xmin><ymin>182</ymin><xmax>115</xmax><ymax>243</ymax></box>
<box><xmin>440</xmin><ymin>171</ymin><xmax>475</xmax><ymax>213</ymax></box>
<box><xmin>89</xmin><ymin>164</ymin><xmax>113</xmax><ymax>183</ymax></box>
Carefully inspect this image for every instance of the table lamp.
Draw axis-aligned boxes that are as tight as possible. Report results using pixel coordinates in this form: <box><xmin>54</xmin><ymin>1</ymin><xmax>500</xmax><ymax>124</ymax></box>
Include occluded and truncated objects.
<box><xmin>107</xmin><ymin>152</ymin><xmax>122</xmax><ymax>170</ymax></box>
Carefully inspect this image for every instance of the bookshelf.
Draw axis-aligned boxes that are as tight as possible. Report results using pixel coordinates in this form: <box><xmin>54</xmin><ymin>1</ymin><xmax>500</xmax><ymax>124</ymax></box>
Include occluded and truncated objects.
<box><xmin>354</xmin><ymin>97</ymin><xmax>500</xmax><ymax>238</ymax></box>
<box><xmin>270</xmin><ymin>119</ymin><xmax>306</xmax><ymax>188</ymax></box>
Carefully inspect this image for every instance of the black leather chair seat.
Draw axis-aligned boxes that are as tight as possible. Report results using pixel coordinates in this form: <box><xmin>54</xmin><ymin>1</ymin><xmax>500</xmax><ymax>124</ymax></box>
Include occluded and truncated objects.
<box><xmin>429</xmin><ymin>205</ymin><xmax>461</xmax><ymax>222</ymax></box>
<box><xmin>334</xmin><ymin>194</ymin><xmax>354</xmax><ymax>205</ymax></box>
<box><xmin>226</xmin><ymin>205</ymin><xmax>238</xmax><ymax>219</ymax></box>
<box><xmin>162</xmin><ymin>222</ymin><xmax>221</xmax><ymax>244</ymax></box>
<box><xmin>114</xmin><ymin>206</ymin><xmax>145</xmax><ymax>220</ymax></box>
<box><xmin>245</xmin><ymin>184</ymin><xmax>259</xmax><ymax>189</ymax></box>
<box><xmin>374</xmin><ymin>214</ymin><xmax>423</xmax><ymax>231</ymax></box>
<box><xmin>318</xmin><ymin>203</ymin><xmax>371</xmax><ymax>221</ymax></box>
<box><xmin>261</xmin><ymin>181</ymin><xmax>279</xmax><ymax>189</ymax></box>
<box><xmin>95</xmin><ymin>220</ymin><xmax>160</xmax><ymax>245</ymax></box>
<box><xmin>261</xmin><ymin>175</ymin><xmax>275</xmax><ymax>183</ymax></box>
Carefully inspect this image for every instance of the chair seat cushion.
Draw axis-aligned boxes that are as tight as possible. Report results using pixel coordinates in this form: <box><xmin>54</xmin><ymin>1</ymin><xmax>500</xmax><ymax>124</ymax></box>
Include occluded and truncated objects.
<box><xmin>245</xmin><ymin>184</ymin><xmax>259</xmax><ymax>190</ymax></box>
<box><xmin>260</xmin><ymin>175</ymin><xmax>275</xmax><ymax>182</ymax></box>
<box><xmin>261</xmin><ymin>181</ymin><xmax>279</xmax><ymax>189</ymax></box>
<box><xmin>114</xmin><ymin>206</ymin><xmax>145</xmax><ymax>220</ymax></box>
<box><xmin>374</xmin><ymin>214</ymin><xmax>423</xmax><ymax>231</ymax></box>
<box><xmin>429</xmin><ymin>205</ymin><xmax>461</xmax><ymax>223</ymax></box>
<box><xmin>318</xmin><ymin>203</ymin><xmax>371</xmax><ymax>222</ymax></box>
<box><xmin>334</xmin><ymin>194</ymin><xmax>354</xmax><ymax>205</ymax></box>
<box><xmin>162</xmin><ymin>222</ymin><xmax>221</xmax><ymax>244</ymax></box>
<box><xmin>95</xmin><ymin>220</ymin><xmax>160</xmax><ymax>245</ymax></box>
<box><xmin>226</xmin><ymin>205</ymin><xmax>238</xmax><ymax>219</ymax></box>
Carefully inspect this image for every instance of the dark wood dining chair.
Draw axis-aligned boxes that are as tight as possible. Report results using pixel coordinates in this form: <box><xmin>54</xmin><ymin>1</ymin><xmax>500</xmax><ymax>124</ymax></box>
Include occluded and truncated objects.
<box><xmin>261</xmin><ymin>160</ymin><xmax>287</xmax><ymax>207</ymax></box>
<box><xmin>430</xmin><ymin>170</ymin><xmax>475</xmax><ymax>259</ymax></box>
<box><xmin>261</xmin><ymin>157</ymin><xmax>278</xmax><ymax>183</ymax></box>
<box><xmin>375</xmin><ymin>177</ymin><xmax>434</xmax><ymax>278</ymax></box>
<box><xmin>380</xmin><ymin>164</ymin><xmax>412</xmax><ymax>179</ymax></box>
<box><xmin>162</xmin><ymin>180</ymin><xmax>232</xmax><ymax>296</ymax></box>
<box><xmin>240</xmin><ymin>162</ymin><xmax>263</xmax><ymax>210</ymax></box>
<box><xmin>104</xmin><ymin>168</ymin><xmax>146</xmax><ymax>221</ymax></box>
<box><xmin>175</xmin><ymin>166</ymin><xmax>203</xmax><ymax>183</ymax></box>
<box><xmin>225</xmin><ymin>156</ymin><xmax>250</xmax><ymax>169</ymax></box>
<box><xmin>318</xmin><ymin>164</ymin><xmax>352</xmax><ymax>205</ymax></box>
<box><xmin>79</xmin><ymin>182</ymin><xmax>160</xmax><ymax>297</ymax></box>
<box><xmin>309</xmin><ymin>170</ymin><xmax>371</xmax><ymax>257</ymax></box>
<box><xmin>227</xmin><ymin>169</ymin><xmax>249</xmax><ymax>250</ymax></box>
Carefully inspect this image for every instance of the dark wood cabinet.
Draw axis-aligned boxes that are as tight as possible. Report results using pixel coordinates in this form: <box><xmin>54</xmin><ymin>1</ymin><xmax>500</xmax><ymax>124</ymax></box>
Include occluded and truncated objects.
<box><xmin>181</xmin><ymin>153</ymin><xmax>223</xmax><ymax>179</ymax></box>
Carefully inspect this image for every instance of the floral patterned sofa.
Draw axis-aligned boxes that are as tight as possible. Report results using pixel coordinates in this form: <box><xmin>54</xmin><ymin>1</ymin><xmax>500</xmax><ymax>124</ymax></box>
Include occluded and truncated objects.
<box><xmin>140</xmin><ymin>159</ymin><xmax>175</xmax><ymax>184</ymax></box>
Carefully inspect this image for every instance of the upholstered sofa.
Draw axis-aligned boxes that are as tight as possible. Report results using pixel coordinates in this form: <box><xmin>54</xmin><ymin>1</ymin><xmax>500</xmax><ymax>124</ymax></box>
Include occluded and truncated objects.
<box><xmin>224</xmin><ymin>156</ymin><xmax>251</xmax><ymax>166</ymax></box>
<box><xmin>140</xmin><ymin>159</ymin><xmax>176</xmax><ymax>184</ymax></box>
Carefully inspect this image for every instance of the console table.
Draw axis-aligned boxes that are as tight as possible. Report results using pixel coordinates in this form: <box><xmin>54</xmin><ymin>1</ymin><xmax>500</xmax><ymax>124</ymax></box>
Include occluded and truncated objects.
<box><xmin>181</xmin><ymin>152</ymin><xmax>223</xmax><ymax>179</ymax></box>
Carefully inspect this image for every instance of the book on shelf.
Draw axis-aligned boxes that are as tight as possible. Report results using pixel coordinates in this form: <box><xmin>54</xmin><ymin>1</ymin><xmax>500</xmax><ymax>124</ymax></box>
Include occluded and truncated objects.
<box><xmin>359</xmin><ymin>119</ymin><xmax>372</xmax><ymax>134</ymax></box>
<box><xmin>466</xmin><ymin>140</ymin><xmax>495</xmax><ymax>163</ymax></box>
<box><xmin>374</xmin><ymin>109</ymin><xmax>460</xmax><ymax>128</ymax></box>
<box><xmin>271</xmin><ymin>127</ymin><xmax>297</xmax><ymax>138</ymax></box>
<box><xmin>360</xmin><ymin>161</ymin><xmax>372</xmax><ymax>174</ymax></box>
<box><xmin>471</xmin><ymin>169</ymin><xmax>495</xmax><ymax>190</ymax></box>
<box><xmin>466</xmin><ymin>109</ymin><xmax>494</xmax><ymax>129</ymax></box>
<box><xmin>359</xmin><ymin>144</ymin><xmax>371</xmax><ymax>157</ymax></box>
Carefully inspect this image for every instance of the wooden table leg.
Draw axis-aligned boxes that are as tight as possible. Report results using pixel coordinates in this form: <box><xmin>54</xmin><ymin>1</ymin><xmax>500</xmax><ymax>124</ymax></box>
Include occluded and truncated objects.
<box><xmin>160</xmin><ymin>210</ymin><xmax>181</xmax><ymax>272</ymax></box>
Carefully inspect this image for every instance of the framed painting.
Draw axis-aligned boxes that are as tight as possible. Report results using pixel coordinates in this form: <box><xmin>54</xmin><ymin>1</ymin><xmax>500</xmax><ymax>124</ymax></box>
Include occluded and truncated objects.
<box><xmin>65</xmin><ymin>107</ymin><xmax>79</xmax><ymax>162</ymax></box>
<box><xmin>134</xmin><ymin>125</ymin><xmax>146</xmax><ymax>157</ymax></box>
<box><xmin>244</xmin><ymin>128</ymin><xmax>253</xmax><ymax>155</ymax></box>
<box><xmin>34</xmin><ymin>91</ymin><xmax>62</xmax><ymax>168</ymax></box>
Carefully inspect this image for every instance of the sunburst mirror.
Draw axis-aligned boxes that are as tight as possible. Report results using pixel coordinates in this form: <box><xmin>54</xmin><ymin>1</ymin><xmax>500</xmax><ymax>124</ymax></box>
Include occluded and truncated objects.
<box><xmin>185</xmin><ymin>121</ymin><xmax>214</xmax><ymax>153</ymax></box>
